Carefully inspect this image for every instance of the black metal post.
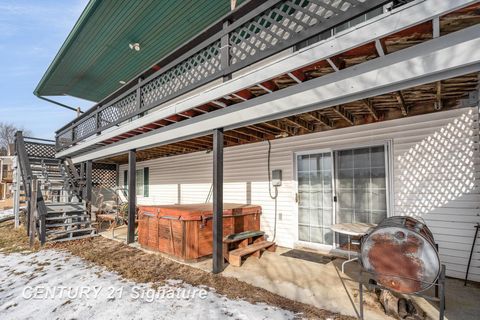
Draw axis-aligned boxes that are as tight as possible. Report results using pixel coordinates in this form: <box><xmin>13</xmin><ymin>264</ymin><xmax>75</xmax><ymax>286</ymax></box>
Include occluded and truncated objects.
<box><xmin>127</xmin><ymin>150</ymin><xmax>137</xmax><ymax>244</ymax></box>
<box><xmin>212</xmin><ymin>128</ymin><xmax>224</xmax><ymax>274</ymax></box>
<box><xmin>464</xmin><ymin>223</ymin><xmax>479</xmax><ymax>286</ymax></box>
<box><xmin>85</xmin><ymin>160</ymin><xmax>93</xmax><ymax>215</ymax></box>
<box><xmin>359</xmin><ymin>269</ymin><xmax>364</xmax><ymax>320</ymax></box>
<box><xmin>439</xmin><ymin>264</ymin><xmax>446</xmax><ymax>320</ymax></box>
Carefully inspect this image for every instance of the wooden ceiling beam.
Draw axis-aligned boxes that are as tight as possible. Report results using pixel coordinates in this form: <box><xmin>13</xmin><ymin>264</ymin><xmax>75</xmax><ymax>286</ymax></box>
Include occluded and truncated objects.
<box><xmin>375</xmin><ymin>39</ymin><xmax>386</xmax><ymax>57</ymax></box>
<box><xmin>245</xmin><ymin>125</ymin><xmax>276</xmax><ymax>138</ymax></box>
<box><xmin>361</xmin><ymin>99</ymin><xmax>379</xmax><ymax>121</ymax></box>
<box><xmin>307</xmin><ymin>111</ymin><xmax>333</xmax><ymax>128</ymax></box>
<box><xmin>232</xmin><ymin>89</ymin><xmax>254</xmax><ymax>101</ymax></box>
<box><xmin>284</xmin><ymin>116</ymin><xmax>314</xmax><ymax>132</ymax></box>
<box><xmin>257</xmin><ymin>80</ymin><xmax>278</xmax><ymax>93</ymax></box>
<box><xmin>287</xmin><ymin>70</ymin><xmax>306</xmax><ymax>83</ymax></box>
<box><xmin>332</xmin><ymin>106</ymin><xmax>355</xmax><ymax>125</ymax></box>
<box><xmin>234</xmin><ymin>127</ymin><xmax>272</xmax><ymax>140</ymax></box>
<box><xmin>211</xmin><ymin>100</ymin><xmax>228</xmax><ymax>108</ymax></box>
<box><xmin>225</xmin><ymin>130</ymin><xmax>254</xmax><ymax>143</ymax></box>
<box><xmin>435</xmin><ymin>81</ymin><xmax>443</xmax><ymax>110</ymax></box>
<box><xmin>263</xmin><ymin>121</ymin><xmax>291</xmax><ymax>135</ymax></box>
<box><xmin>175</xmin><ymin>139</ymin><xmax>210</xmax><ymax>149</ymax></box>
<box><xmin>326</xmin><ymin>56</ymin><xmax>345</xmax><ymax>72</ymax></box>
<box><xmin>394</xmin><ymin>91</ymin><xmax>408</xmax><ymax>116</ymax></box>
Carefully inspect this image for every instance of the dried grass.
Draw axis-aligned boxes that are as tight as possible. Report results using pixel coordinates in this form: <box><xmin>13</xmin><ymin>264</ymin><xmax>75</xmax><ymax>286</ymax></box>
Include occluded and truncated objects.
<box><xmin>0</xmin><ymin>221</ymin><xmax>40</xmax><ymax>253</ymax></box>
<box><xmin>49</xmin><ymin>237</ymin><xmax>354</xmax><ymax>319</ymax></box>
<box><xmin>0</xmin><ymin>221</ymin><xmax>353</xmax><ymax>319</ymax></box>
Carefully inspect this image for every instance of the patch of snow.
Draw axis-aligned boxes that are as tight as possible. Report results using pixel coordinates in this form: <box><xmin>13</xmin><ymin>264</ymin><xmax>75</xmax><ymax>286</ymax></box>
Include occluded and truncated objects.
<box><xmin>0</xmin><ymin>208</ymin><xmax>14</xmax><ymax>219</ymax></box>
<box><xmin>0</xmin><ymin>250</ymin><xmax>294</xmax><ymax>320</ymax></box>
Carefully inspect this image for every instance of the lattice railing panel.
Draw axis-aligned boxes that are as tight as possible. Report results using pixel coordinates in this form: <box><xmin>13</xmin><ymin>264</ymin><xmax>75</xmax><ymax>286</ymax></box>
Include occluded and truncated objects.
<box><xmin>74</xmin><ymin>115</ymin><xmax>97</xmax><ymax>140</ymax></box>
<box><xmin>141</xmin><ymin>40</ymin><xmax>222</xmax><ymax>108</ymax></box>
<box><xmin>56</xmin><ymin>0</ymin><xmax>385</xmax><ymax>151</ymax></box>
<box><xmin>25</xmin><ymin>142</ymin><xmax>56</xmax><ymax>158</ymax></box>
<box><xmin>99</xmin><ymin>92</ymin><xmax>137</xmax><ymax>129</ymax></box>
<box><xmin>230</xmin><ymin>0</ymin><xmax>359</xmax><ymax>65</ymax></box>
<box><xmin>92</xmin><ymin>163</ymin><xmax>117</xmax><ymax>188</ymax></box>
<box><xmin>57</xmin><ymin>129</ymin><xmax>73</xmax><ymax>149</ymax></box>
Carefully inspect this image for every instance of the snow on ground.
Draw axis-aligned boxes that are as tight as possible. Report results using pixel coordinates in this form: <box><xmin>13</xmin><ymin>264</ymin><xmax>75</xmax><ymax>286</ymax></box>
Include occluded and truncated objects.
<box><xmin>0</xmin><ymin>208</ymin><xmax>14</xmax><ymax>219</ymax></box>
<box><xmin>0</xmin><ymin>250</ymin><xmax>294</xmax><ymax>320</ymax></box>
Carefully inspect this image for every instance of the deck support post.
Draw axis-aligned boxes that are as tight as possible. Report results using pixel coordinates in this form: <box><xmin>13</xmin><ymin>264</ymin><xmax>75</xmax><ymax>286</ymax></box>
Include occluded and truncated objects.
<box><xmin>85</xmin><ymin>160</ymin><xmax>93</xmax><ymax>217</ymax></box>
<box><xmin>127</xmin><ymin>150</ymin><xmax>136</xmax><ymax>244</ymax></box>
<box><xmin>13</xmin><ymin>157</ymin><xmax>20</xmax><ymax>228</ymax></box>
<box><xmin>212</xmin><ymin>128</ymin><xmax>224</xmax><ymax>274</ymax></box>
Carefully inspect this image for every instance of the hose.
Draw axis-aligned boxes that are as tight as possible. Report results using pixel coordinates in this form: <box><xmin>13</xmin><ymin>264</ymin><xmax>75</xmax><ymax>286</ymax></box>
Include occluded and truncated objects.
<box><xmin>267</xmin><ymin>140</ymin><xmax>279</xmax><ymax>242</ymax></box>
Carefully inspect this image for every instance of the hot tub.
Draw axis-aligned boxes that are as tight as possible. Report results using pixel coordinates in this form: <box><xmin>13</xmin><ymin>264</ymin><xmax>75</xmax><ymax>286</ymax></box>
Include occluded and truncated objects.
<box><xmin>138</xmin><ymin>203</ymin><xmax>261</xmax><ymax>260</ymax></box>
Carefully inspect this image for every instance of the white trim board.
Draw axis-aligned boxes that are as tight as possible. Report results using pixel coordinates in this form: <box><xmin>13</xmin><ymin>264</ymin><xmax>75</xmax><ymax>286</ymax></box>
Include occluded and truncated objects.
<box><xmin>71</xmin><ymin>24</ymin><xmax>480</xmax><ymax>163</ymax></box>
<box><xmin>57</xmin><ymin>0</ymin><xmax>477</xmax><ymax>159</ymax></box>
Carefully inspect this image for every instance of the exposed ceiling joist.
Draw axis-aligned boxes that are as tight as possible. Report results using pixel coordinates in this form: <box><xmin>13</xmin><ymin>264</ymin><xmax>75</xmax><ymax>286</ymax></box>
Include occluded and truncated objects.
<box><xmin>287</xmin><ymin>70</ymin><xmax>306</xmax><ymax>83</ymax></box>
<box><xmin>307</xmin><ymin>111</ymin><xmax>333</xmax><ymax>128</ymax></box>
<box><xmin>285</xmin><ymin>116</ymin><xmax>314</xmax><ymax>132</ymax></box>
<box><xmin>375</xmin><ymin>39</ymin><xmax>386</xmax><ymax>56</ymax></box>
<box><xmin>435</xmin><ymin>81</ymin><xmax>443</xmax><ymax>110</ymax></box>
<box><xmin>258</xmin><ymin>80</ymin><xmax>278</xmax><ymax>93</ymax></box>
<box><xmin>211</xmin><ymin>100</ymin><xmax>227</xmax><ymax>108</ymax></box>
<box><xmin>326</xmin><ymin>58</ymin><xmax>340</xmax><ymax>72</ymax></box>
<box><xmin>332</xmin><ymin>106</ymin><xmax>355</xmax><ymax>125</ymax></box>
<box><xmin>232</xmin><ymin>89</ymin><xmax>254</xmax><ymax>101</ymax></box>
<box><xmin>225</xmin><ymin>131</ymin><xmax>252</xmax><ymax>143</ymax></box>
<box><xmin>433</xmin><ymin>16</ymin><xmax>440</xmax><ymax>38</ymax></box>
<box><xmin>235</xmin><ymin>127</ymin><xmax>272</xmax><ymax>140</ymax></box>
<box><xmin>395</xmin><ymin>91</ymin><xmax>408</xmax><ymax>116</ymax></box>
<box><xmin>361</xmin><ymin>99</ymin><xmax>380</xmax><ymax>121</ymax></box>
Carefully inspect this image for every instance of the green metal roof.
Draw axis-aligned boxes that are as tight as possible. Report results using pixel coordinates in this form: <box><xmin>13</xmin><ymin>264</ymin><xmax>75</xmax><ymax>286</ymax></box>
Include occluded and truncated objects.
<box><xmin>35</xmin><ymin>0</ymin><xmax>244</xmax><ymax>102</ymax></box>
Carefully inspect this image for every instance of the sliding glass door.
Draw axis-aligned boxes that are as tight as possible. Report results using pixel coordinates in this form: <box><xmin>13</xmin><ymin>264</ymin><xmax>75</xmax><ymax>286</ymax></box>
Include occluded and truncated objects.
<box><xmin>296</xmin><ymin>144</ymin><xmax>388</xmax><ymax>248</ymax></box>
<box><xmin>297</xmin><ymin>152</ymin><xmax>334</xmax><ymax>246</ymax></box>
<box><xmin>335</xmin><ymin>146</ymin><xmax>388</xmax><ymax>248</ymax></box>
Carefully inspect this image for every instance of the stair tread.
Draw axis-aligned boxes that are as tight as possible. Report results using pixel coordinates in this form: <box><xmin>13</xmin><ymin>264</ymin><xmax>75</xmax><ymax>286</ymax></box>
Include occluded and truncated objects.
<box><xmin>46</xmin><ymin>221</ymin><xmax>91</xmax><ymax>228</ymax></box>
<box><xmin>45</xmin><ymin>214</ymin><xmax>89</xmax><ymax>220</ymax></box>
<box><xmin>229</xmin><ymin>241</ymin><xmax>275</xmax><ymax>257</ymax></box>
<box><xmin>46</xmin><ymin>227</ymin><xmax>95</xmax><ymax>235</ymax></box>
<box><xmin>49</xmin><ymin>234</ymin><xmax>98</xmax><ymax>243</ymax></box>
<box><xmin>224</xmin><ymin>230</ymin><xmax>265</xmax><ymax>243</ymax></box>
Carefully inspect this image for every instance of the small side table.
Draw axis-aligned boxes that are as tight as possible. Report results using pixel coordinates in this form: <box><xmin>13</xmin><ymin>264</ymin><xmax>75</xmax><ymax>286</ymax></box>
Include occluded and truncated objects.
<box><xmin>330</xmin><ymin>223</ymin><xmax>376</xmax><ymax>273</ymax></box>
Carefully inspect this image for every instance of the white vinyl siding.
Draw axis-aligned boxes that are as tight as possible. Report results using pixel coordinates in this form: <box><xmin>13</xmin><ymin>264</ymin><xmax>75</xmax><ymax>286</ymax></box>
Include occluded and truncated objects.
<box><xmin>121</xmin><ymin>107</ymin><xmax>479</xmax><ymax>282</ymax></box>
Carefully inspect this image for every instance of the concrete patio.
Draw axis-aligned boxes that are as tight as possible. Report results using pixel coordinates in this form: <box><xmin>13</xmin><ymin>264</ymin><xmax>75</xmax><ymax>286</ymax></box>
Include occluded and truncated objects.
<box><xmin>100</xmin><ymin>226</ymin><xmax>480</xmax><ymax>320</ymax></box>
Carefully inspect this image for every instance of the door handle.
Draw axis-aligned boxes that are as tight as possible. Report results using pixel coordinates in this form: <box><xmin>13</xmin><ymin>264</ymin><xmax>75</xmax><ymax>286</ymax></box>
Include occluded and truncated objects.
<box><xmin>295</xmin><ymin>193</ymin><xmax>300</xmax><ymax>203</ymax></box>
<box><xmin>333</xmin><ymin>195</ymin><xmax>338</xmax><ymax>202</ymax></box>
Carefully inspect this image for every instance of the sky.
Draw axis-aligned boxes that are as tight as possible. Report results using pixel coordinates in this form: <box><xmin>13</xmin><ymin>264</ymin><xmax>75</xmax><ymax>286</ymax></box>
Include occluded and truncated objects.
<box><xmin>0</xmin><ymin>0</ymin><xmax>92</xmax><ymax>139</ymax></box>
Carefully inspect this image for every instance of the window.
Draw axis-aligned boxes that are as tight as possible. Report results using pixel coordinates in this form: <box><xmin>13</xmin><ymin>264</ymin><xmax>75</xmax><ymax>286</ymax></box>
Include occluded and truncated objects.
<box><xmin>123</xmin><ymin>167</ymin><xmax>149</xmax><ymax>197</ymax></box>
<box><xmin>136</xmin><ymin>169</ymin><xmax>144</xmax><ymax>196</ymax></box>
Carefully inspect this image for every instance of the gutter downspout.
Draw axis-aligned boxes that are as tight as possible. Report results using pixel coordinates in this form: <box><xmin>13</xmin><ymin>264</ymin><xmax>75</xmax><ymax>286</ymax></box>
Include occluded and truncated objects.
<box><xmin>35</xmin><ymin>94</ymin><xmax>83</xmax><ymax>114</ymax></box>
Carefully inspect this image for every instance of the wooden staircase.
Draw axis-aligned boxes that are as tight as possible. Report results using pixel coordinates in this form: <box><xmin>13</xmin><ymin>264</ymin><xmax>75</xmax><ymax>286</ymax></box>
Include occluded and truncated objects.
<box><xmin>14</xmin><ymin>132</ymin><xmax>97</xmax><ymax>243</ymax></box>
<box><xmin>44</xmin><ymin>203</ymin><xmax>96</xmax><ymax>242</ymax></box>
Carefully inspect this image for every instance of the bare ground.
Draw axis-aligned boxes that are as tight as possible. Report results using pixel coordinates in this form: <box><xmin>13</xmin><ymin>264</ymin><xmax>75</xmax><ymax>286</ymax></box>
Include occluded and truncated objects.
<box><xmin>0</xmin><ymin>221</ymin><xmax>354</xmax><ymax>319</ymax></box>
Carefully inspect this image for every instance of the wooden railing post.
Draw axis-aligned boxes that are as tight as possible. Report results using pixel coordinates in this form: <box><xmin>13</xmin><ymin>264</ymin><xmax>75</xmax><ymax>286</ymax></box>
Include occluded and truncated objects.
<box><xmin>29</xmin><ymin>178</ymin><xmax>37</xmax><ymax>247</ymax></box>
<box><xmin>13</xmin><ymin>157</ymin><xmax>20</xmax><ymax>228</ymax></box>
<box><xmin>85</xmin><ymin>160</ymin><xmax>93</xmax><ymax>217</ymax></box>
<box><xmin>221</xmin><ymin>21</ymin><xmax>231</xmax><ymax>82</ymax></box>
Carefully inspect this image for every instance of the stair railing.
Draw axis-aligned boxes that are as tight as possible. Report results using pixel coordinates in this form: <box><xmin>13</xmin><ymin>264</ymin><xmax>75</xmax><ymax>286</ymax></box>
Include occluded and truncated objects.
<box><xmin>14</xmin><ymin>131</ymin><xmax>49</xmax><ymax>245</ymax></box>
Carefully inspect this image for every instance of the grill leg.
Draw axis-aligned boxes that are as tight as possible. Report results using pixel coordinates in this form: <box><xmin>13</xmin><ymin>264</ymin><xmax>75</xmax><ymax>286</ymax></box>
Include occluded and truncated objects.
<box><xmin>439</xmin><ymin>264</ymin><xmax>446</xmax><ymax>320</ymax></box>
<box><xmin>359</xmin><ymin>269</ymin><xmax>364</xmax><ymax>320</ymax></box>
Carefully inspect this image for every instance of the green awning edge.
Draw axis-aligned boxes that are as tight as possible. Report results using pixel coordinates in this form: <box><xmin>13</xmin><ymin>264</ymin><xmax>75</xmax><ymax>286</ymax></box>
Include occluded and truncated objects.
<box><xmin>34</xmin><ymin>0</ymin><xmax>100</xmax><ymax>98</ymax></box>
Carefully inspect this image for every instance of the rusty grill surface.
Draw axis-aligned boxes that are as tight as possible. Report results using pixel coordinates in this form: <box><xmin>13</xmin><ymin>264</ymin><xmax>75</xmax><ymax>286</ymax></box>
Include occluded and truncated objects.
<box><xmin>360</xmin><ymin>216</ymin><xmax>440</xmax><ymax>294</ymax></box>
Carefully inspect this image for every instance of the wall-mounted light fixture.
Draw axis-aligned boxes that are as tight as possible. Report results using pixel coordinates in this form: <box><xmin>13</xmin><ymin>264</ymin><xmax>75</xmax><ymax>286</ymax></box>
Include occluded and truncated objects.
<box><xmin>129</xmin><ymin>43</ymin><xmax>141</xmax><ymax>51</ymax></box>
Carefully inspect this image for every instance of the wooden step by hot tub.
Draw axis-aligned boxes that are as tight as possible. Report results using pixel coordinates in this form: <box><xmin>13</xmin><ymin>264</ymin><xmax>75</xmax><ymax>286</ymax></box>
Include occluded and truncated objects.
<box><xmin>137</xmin><ymin>203</ymin><xmax>261</xmax><ymax>261</ymax></box>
